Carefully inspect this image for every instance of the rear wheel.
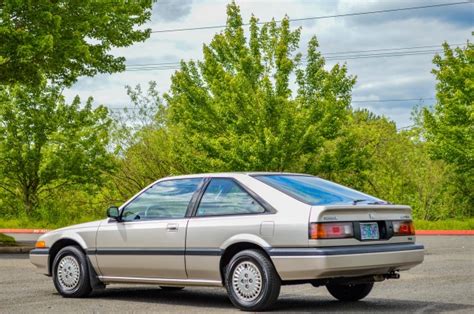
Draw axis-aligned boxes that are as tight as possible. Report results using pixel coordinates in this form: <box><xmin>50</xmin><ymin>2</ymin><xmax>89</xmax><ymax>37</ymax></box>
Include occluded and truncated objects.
<box><xmin>326</xmin><ymin>282</ymin><xmax>374</xmax><ymax>301</ymax></box>
<box><xmin>52</xmin><ymin>245</ymin><xmax>92</xmax><ymax>298</ymax></box>
<box><xmin>224</xmin><ymin>249</ymin><xmax>281</xmax><ymax>311</ymax></box>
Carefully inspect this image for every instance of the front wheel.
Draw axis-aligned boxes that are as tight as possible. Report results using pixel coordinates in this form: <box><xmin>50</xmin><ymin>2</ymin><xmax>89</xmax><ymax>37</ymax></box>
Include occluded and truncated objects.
<box><xmin>225</xmin><ymin>249</ymin><xmax>281</xmax><ymax>311</ymax></box>
<box><xmin>326</xmin><ymin>282</ymin><xmax>374</xmax><ymax>301</ymax></box>
<box><xmin>52</xmin><ymin>245</ymin><xmax>92</xmax><ymax>298</ymax></box>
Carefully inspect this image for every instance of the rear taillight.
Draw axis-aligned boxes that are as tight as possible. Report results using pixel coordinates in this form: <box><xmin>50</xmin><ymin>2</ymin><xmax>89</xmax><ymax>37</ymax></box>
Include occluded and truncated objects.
<box><xmin>392</xmin><ymin>221</ymin><xmax>415</xmax><ymax>236</ymax></box>
<box><xmin>309</xmin><ymin>222</ymin><xmax>354</xmax><ymax>239</ymax></box>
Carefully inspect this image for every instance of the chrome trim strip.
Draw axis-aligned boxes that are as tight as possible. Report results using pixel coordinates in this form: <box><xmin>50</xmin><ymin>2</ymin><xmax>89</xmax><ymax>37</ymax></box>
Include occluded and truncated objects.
<box><xmin>268</xmin><ymin>243</ymin><xmax>424</xmax><ymax>256</ymax></box>
<box><xmin>186</xmin><ymin>249</ymin><xmax>223</xmax><ymax>256</ymax></box>
<box><xmin>98</xmin><ymin>276</ymin><xmax>223</xmax><ymax>287</ymax></box>
<box><xmin>91</xmin><ymin>248</ymin><xmax>184</xmax><ymax>255</ymax></box>
<box><xmin>87</xmin><ymin>248</ymin><xmax>223</xmax><ymax>256</ymax></box>
<box><xmin>271</xmin><ymin>249</ymin><xmax>425</xmax><ymax>259</ymax></box>
<box><xmin>30</xmin><ymin>248</ymin><xmax>50</xmax><ymax>255</ymax></box>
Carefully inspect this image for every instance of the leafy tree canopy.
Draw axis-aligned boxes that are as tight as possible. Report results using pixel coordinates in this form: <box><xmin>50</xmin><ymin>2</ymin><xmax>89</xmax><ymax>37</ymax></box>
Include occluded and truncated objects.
<box><xmin>0</xmin><ymin>0</ymin><xmax>154</xmax><ymax>87</ymax></box>
<box><xmin>165</xmin><ymin>2</ymin><xmax>355</xmax><ymax>172</ymax></box>
<box><xmin>421</xmin><ymin>40</ymin><xmax>473</xmax><ymax>212</ymax></box>
<box><xmin>423</xmin><ymin>40</ymin><xmax>474</xmax><ymax>173</ymax></box>
<box><xmin>0</xmin><ymin>84</ymin><xmax>115</xmax><ymax>214</ymax></box>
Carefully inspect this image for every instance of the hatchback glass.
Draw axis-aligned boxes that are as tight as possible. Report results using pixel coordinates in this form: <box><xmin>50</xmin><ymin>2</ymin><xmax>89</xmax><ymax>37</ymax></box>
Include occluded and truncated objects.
<box><xmin>254</xmin><ymin>175</ymin><xmax>385</xmax><ymax>205</ymax></box>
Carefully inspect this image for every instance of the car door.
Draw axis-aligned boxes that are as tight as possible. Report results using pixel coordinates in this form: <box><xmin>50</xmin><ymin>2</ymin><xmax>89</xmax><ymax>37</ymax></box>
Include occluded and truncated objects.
<box><xmin>186</xmin><ymin>178</ymin><xmax>271</xmax><ymax>281</ymax></box>
<box><xmin>95</xmin><ymin>178</ymin><xmax>203</xmax><ymax>279</ymax></box>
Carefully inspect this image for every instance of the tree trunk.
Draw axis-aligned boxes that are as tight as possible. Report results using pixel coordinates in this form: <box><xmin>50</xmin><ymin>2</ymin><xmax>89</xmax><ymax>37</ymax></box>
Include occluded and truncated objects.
<box><xmin>22</xmin><ymin>184</ymin><xmax>38</xmax><ymax>215</ymax></box>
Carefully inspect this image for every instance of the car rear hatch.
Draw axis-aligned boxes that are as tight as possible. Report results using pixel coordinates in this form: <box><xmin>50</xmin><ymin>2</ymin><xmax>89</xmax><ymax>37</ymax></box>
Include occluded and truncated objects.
<box><xmin>308</xmin><ymin>204</ymin><xmax>416</xmax><ymax>246</ymax></box>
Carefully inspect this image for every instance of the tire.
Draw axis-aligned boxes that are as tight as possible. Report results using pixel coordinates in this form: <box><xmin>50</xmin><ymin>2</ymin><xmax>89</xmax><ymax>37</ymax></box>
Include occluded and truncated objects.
<box><xmin>52</xmin><ymin>245</ymin><xmax>92</xmax><ymax>298</ymax></box>
<box><xmin>160</xmin><ymin>286</ymin><xmax>185</xmax><ymax>291</ymax></box>
<box><xmin>224</xmin><ymin>249</ymin><xmax>281</xmax><ymax>311</ymax></box>
<box><xmin>326</xmin><ymin>282</ymin><xmax>374</xmax><ymax>301</ymax></box>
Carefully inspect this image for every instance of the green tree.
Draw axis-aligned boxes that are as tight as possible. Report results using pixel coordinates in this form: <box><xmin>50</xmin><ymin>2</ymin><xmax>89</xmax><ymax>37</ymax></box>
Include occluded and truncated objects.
<box><xmin>108</xmin><ymin>82</ymin><xmax>185</xmax><ymax>199</ymax></box>
<box><xmin>0</xmin><ymin>84</ymin><xmax>115</xmax><ymax>215</ymax></box>
<box><xmin>165</xmin><ymin>2</ymin><xmax>355</xmax><ymax>172</ymax></box>
<box><xmin>422</xmin><ymin>40</ymin><xmax>474</xmax><ymax>212</ymax></box>
<box><xmin>320</xmin><ymin>109</ymin><xmax>456</xmax><ymax>220</ymax></box>
<box><xmin>0</xmin><ymin>0</ymin><xmax>153</xmax><ymax>87</ymax></box>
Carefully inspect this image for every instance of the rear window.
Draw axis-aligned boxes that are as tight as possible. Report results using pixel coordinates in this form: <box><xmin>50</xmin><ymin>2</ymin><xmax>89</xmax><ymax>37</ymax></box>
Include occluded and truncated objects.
<box><xmin>253</xmin><ymin>175</ymin><xmax>385</xmax><ymax>206</ymax></box>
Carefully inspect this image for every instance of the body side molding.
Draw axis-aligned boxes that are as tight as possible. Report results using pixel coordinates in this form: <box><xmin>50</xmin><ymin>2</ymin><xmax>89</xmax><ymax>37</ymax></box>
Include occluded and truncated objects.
<box><xmin>268</xmin><ymin>243</ymin><xmax>425</xmax><ymax>257</ymax></box>
<box><xmin>98</xmin><ymin>276</ymin><xmax>223</xmax><ymax>287</ymax></box>
<box><xmin>86</xmin><ymin>248</ymin><xmax>223</xmax><ymax>256</ymax></box>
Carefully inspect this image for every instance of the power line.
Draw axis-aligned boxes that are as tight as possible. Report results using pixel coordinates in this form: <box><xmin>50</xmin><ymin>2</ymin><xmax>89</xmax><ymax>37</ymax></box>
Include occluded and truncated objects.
<box><xmin>397</xmin><ymin>124</ymin><xmax>416</xmax><ymax>131</ymax></box>
<box><xmin>126</xmin><ymin>44</ymin><xmax>460</xmax><ymax>69</ymax></box>
<box><xmin>125</xmin><ymin>50</ymin><xmax>442</xmax><ymax>69</ymax></box>
<box><xmin>325</xmin><ymin>49</ymin><xmax>443</xmax><ymax>60</ymax></box>
<box><xmin>106</xmin><ymin>97</ymin><xmax>436</xmax><ymax>111</ymax></box>
<box><xmin>322</xmin><ymin>44</ymin><xmax>456</xmax><ymax>55</ymax></box>
<box><xmin>124</xmin><ymin>48</ymin><xmax>450</xmax><ymax>72</ymax></box>
<box><xmin>125</xmin><ymin>43</ymin><xmax>465</xmax><ymax>71</ymax></box>
<box><xmin>150</xmin><ymin>1</ymin><xmax>471</xmax><ymax>34</ymax></box>
<box><xmin>352</xmin><ymin>98</ymin><xmax>435</xmax><ymax>103</ymax></box>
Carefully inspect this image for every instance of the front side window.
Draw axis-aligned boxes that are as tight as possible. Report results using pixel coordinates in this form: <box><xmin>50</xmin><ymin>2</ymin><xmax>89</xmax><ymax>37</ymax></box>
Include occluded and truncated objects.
<box><xmin>121</xmin><ymin>178</ymin><xmax>203</xmax><ymax>221</ymax></box>
<box><xmin>254</xmin><ymin>175</ymin><xmax>385</xmax><ymax>206</ymax></box>
<box><xmin>196</xmin><ymin>178</ymin><xmax>265</xmax><ymax>216</ymax></box>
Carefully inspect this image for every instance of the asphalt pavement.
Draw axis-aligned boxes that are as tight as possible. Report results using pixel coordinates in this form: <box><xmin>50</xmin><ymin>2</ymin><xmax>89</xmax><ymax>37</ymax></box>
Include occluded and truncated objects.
<box><xmin>0</xmin><ymin>236</ymin><xmax>473</xmax><ymax>313</ymax></box>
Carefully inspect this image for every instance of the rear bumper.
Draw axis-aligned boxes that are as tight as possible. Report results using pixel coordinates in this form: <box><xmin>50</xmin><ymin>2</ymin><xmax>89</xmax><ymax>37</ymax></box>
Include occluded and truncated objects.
<box><xmin>269</xmin><ymin>243</ymin><xmax>424</xmax><ymax>281</ymax></box>
<box><xmin>30</xmin><ymin>248</ymin><xmax>49</xmax><ymax>275</ymax></box>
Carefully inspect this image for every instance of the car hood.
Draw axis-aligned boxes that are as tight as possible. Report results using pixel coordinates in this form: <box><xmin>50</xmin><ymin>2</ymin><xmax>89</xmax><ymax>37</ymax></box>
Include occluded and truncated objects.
<box><xmin>50</xmin><ymin>219</ymin><xmax>106</xmax><ymax>234</ymax></box>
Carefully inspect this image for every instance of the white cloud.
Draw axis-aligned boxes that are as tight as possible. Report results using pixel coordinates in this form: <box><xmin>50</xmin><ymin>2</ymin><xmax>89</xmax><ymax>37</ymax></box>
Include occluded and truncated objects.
<box><xmin>65</xmin><ymin>0</ymin><xmax>472</xmax><ymax>127</ymax></box>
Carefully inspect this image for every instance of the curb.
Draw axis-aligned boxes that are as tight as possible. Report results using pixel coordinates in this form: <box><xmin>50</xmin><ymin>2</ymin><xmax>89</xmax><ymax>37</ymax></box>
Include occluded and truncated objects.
<box><xmin>0</xmin><ymin>246</ymin><xmax>34</xmax><ymax>253</ymax></box>
<box><xmin>0</xmin><ymin>228</ymin><xmax>49</xmax><ymax>234</ymax></box>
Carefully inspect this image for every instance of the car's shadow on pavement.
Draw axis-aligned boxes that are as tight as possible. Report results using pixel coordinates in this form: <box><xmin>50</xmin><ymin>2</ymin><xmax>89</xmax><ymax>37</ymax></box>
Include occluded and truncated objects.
<box><xmin>87</xmin><ymin>287</ymin><xmax>474</xmax><ymax>312</ymax></box>
<box><xmin>89</xmin><ymin>287</ymin><xmax>232</xmax><ymax>310</ymax></box>
<box><xmin>274</xmin><ymin>297</ymin><xmax>473</xmax><ymax>312</ymax></box>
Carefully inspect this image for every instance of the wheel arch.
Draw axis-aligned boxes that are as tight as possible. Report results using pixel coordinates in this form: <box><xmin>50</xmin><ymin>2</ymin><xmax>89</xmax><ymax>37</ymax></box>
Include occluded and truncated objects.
<box><xmin>219</xmin><ymin>239</ymin><xmax>277</xmax><ymax>284</ymax></box>
<box><xmin>48</xmin><ymin>238</ymin><xmax>86</xmax><ymax>275</ymax></box>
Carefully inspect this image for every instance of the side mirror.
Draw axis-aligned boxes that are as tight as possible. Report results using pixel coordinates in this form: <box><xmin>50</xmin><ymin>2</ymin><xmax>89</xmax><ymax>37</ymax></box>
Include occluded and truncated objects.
<box><xmin>106</xmin><ymin>206</ymin><xmax>121</xmax><ymax>221</ymax></box>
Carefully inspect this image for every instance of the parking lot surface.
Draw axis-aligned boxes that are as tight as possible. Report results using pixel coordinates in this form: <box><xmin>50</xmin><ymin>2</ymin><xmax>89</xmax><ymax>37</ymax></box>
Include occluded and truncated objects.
<box><xmin>0</xmin><ymin>236</ymin><xmax>473</xmax><ymax>313</ymax></box>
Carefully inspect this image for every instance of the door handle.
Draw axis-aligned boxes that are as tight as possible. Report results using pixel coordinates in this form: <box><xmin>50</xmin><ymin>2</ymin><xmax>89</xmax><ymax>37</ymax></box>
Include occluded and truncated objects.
<box><xmin>166</xmin><ymin>223</ymin><xmax>179</xmax><ymax>232</ymax></box>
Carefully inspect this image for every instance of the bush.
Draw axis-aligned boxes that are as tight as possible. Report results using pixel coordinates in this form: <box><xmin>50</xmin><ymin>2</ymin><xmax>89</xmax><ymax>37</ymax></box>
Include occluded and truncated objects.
<box><xmin>0</xmin><ymin>233</ymin><xmax>16</xmax><ymax>246</ymax></box>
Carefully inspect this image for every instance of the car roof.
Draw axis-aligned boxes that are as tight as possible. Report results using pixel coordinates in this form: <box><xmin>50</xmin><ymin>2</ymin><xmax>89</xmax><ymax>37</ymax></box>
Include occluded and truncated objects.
<box><xmin>159</xmin><ymin>172</ymin><xmax>311</xmax><ymax>180</ymax></box>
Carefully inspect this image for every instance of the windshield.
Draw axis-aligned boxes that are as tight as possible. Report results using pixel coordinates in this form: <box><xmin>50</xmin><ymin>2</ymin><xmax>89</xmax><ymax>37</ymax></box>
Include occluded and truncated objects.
<box><xmin>253</xmin><ymin>175</ymin><xmax>386</xmax><ymax>205</ymax></box>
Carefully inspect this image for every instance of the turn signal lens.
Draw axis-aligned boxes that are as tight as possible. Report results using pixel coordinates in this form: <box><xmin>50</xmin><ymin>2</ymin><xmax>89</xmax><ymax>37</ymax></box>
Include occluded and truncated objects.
<box><xmin>310</xmin><ymin>222</ymin><xmax>354</xmax><ymax>239</ymax></box>
<box><xmin>393</xmin><ymin>221</ymin><xmax>415</xmax><ymax>236</ymax></box>
<box><xmin>35</xmin><ymin>240</ymin><xmax>46</xmax><ymax>248</ymax></box>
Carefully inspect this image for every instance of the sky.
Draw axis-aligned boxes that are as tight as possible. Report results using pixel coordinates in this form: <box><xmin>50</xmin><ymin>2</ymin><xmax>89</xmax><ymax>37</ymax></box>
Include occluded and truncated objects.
<box><xmin>63</xmin><ymin>0</ymin><xmax>473</xmax><ymax>128</ymax></box>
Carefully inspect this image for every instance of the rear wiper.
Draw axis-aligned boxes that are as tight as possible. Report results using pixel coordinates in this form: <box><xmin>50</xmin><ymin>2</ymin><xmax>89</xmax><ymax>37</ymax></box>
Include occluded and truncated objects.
<box><xmin>352</xmin><ymin>199</ymin><xmax>389</xmax><ymax>205</ymax></box>
<box><xmin>368</xmin><ymin>201</ymin><xmax>389</xmax><ymax>205</ymax></box>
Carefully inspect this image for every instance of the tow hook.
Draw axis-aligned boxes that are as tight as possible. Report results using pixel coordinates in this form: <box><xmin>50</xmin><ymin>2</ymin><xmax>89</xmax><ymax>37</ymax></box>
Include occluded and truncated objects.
<box><xmin>383</xmin><ymin>271</ymin><xmax>400</xmax><ymax>279</ymax></box>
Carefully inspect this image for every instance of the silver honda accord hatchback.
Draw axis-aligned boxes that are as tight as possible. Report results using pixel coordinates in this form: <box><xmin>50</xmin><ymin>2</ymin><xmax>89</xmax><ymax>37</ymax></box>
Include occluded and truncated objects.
<box><xmin>30</xmin><ymin>173</ymin><xmax>424</xmax><ymax>311</ymax></box>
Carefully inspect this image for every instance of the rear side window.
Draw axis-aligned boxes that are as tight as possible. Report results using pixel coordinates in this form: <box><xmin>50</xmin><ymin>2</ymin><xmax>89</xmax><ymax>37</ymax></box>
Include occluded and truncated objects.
<box><xmin>254</xmin><ymin>175</ymin><xmax>385</xmax><ymax>206</ymax></box>
<box><xmin>196</xmin><ymin>178</ymin><xmax>265</xmax><ymax>216</ymax></box>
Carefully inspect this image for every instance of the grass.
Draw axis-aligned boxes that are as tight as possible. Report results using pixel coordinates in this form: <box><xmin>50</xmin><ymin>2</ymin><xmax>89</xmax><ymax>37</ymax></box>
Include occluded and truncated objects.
<box><xmin>0</xmin><ymin>218</ymin><xmax>55</xmax><ymax>229</ymax></box>
<box><xmin>0</xmin><ymin>216</ymin><xmax>98</xmax><ymax>230</ymax></box>
<box><xmin>0</xmin><ymin>233</ymin><xmax>16</xmax><ymax>246</ymax></box>
<box><xmin>413</xmin><ymin>219</ymin><xmax>474</xmax><ymax>230</ymax></box>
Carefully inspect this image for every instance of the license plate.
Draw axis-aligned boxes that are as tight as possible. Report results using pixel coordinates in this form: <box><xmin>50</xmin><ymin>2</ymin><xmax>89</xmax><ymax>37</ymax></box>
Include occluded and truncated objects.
<box><xmin>360</xmin><ymin>222</ymin><xmax>380</xmax><ymax>240</ymax></box>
